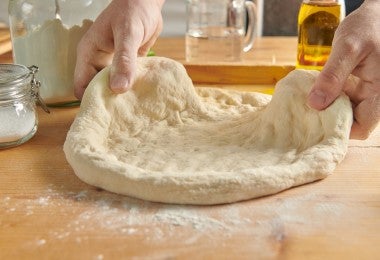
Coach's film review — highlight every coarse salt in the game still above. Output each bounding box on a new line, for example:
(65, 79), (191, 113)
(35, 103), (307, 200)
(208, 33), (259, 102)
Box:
(0, 105), (36, 143)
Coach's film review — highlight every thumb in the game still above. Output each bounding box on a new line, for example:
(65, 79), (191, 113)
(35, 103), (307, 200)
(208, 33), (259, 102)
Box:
(109, 29), (142, 93)
(307, 69), (345, 110)
(307, 39), (359, 110)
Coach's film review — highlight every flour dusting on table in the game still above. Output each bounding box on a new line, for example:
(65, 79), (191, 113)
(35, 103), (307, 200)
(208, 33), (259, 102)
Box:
(1, 184), (353, 258)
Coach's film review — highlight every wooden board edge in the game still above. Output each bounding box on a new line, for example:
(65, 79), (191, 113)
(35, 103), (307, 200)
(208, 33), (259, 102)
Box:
(0, 41), (12, 56)
(0, 28), (11, 42)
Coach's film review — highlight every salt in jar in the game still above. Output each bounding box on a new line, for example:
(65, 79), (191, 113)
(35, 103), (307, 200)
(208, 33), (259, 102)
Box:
(0, 64), (48, 148)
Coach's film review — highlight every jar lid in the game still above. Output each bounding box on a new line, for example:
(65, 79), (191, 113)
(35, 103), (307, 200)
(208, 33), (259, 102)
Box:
(0, 64), (30, 86)
(0, 64), (50, 113)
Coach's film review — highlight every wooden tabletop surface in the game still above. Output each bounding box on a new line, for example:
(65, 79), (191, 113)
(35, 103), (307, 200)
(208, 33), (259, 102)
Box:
(1, 36), (380, 260)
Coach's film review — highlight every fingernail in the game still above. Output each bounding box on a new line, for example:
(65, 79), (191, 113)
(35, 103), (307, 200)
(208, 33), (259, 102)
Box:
(110, 74), (129, 93)
(308, 89), (327, 109)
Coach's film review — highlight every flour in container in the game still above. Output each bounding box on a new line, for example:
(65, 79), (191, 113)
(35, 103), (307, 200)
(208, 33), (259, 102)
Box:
(12, 19), (92, 104)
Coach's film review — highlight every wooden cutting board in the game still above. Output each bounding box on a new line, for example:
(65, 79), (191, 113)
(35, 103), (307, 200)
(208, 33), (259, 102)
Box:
(0, 28), (12, 56)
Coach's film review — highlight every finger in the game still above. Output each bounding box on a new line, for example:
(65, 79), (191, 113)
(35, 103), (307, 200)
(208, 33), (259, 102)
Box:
(74, 38), (99, 99)
(110, 25), (143, 93)
(138, 19), (163, 56)
(308, 37), (361, 110)
(138, 33), (158, 57)
(74, 48), (113, 99)
(350, 94), (380, 140)
(74, 62), (98, 100)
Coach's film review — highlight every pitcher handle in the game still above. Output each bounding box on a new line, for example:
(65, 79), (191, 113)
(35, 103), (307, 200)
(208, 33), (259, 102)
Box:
(244, 0), (257, 52)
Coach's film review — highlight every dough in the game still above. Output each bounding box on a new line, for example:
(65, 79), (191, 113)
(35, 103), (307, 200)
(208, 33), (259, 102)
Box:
(64, 57), (352, 205)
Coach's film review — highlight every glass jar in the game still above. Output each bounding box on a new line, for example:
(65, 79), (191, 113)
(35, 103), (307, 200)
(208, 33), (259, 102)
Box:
(0, 64), (48, 148)
(296, 0), (345, 70)
(8, 0), (111, 105)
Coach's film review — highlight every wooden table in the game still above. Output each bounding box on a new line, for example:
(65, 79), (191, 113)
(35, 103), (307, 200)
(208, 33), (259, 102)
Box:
(1, 37), (380, 260)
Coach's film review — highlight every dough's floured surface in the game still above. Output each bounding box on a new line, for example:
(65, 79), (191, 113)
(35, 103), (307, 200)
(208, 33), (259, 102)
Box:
(64, 57), (352, 205)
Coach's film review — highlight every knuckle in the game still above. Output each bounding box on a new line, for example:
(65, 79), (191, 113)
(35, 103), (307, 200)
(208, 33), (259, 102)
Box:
(320, 70), (342, 87)
(339, 38), (361, 55)
(112, 53), (135, 74)
(114, 53), (133, 66)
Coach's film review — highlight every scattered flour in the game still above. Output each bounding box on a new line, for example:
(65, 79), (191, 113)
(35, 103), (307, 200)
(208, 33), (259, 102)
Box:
(36, 239), (46, 246)
(0, 184), (352, 257)
(154, 207), (230, 230)
(96, 255), (104, 260)
(37, 196), (50, 206)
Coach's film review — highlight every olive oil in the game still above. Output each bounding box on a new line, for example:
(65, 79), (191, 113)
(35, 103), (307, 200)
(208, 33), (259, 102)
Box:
(297, 1), (341, 70)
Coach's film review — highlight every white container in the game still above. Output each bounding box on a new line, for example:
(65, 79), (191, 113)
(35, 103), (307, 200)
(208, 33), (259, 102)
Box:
(8, 0), (111, 105)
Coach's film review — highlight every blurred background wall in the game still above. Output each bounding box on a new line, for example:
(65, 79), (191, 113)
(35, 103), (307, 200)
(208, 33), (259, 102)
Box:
(0, 0), (365, 35)
(161, 0), (364, 37)
(0, 1), (8, 26)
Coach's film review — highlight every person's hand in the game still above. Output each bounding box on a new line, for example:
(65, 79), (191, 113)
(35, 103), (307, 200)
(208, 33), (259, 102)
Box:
(74, 0), (165, 99)
(307, 0), (380, 139)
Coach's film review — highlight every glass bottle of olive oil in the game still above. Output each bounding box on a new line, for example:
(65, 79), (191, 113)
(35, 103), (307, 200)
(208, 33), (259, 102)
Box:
(296, 0), (342, 70)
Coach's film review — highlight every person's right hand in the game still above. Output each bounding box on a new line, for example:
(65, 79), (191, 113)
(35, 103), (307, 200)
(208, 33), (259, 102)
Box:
(74, 0), (165, 99)
(307, 0), (380, 139)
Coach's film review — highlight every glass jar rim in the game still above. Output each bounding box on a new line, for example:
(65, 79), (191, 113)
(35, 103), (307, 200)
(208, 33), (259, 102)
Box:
(0, 64), (50, 113)
(0, 64), (31, 86)
(0, 64), (32, 103)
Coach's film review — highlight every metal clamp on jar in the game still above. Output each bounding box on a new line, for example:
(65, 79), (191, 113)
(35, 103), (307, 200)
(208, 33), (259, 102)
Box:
(0, 64), (49, 149)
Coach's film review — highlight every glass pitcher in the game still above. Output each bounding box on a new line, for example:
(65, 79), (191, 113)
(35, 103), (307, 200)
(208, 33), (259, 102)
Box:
(185, 0), (258, 62)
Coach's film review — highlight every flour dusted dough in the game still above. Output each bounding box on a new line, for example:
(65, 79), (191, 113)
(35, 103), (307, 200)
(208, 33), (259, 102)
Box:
(64, 57), (352, 205)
